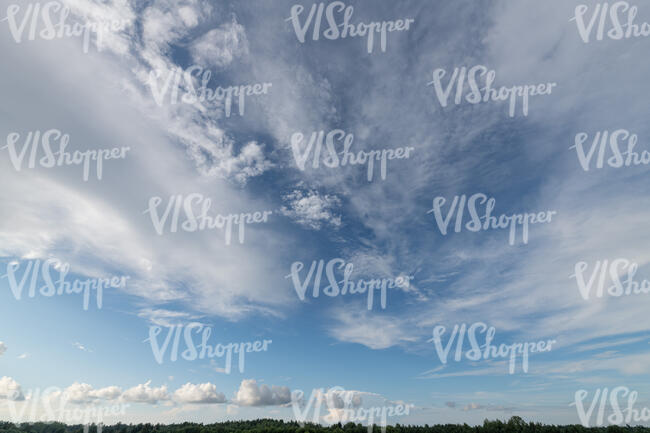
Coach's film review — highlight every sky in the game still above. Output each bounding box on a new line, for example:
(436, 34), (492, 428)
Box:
(1, 0), (650, 428)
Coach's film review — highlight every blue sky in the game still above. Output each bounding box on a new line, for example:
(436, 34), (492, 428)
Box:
(1, 0), (650, 427)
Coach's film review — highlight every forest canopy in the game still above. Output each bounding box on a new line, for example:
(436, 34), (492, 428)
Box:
(0, 417), (648, 433)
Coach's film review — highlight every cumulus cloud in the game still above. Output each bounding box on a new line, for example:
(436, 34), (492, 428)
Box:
(0, 376), (24, 401)
(325, 389), (363, 409)
(0, 379), (234, 408)
(233, 379), (291, 406)
(61, 383), (123, 403)
(173, 382), (226, 404)
(93, 386), (123, 401)
(122, 381), (170, 404)
(60, 383), (96, 403)
(280, 189), (342, 230)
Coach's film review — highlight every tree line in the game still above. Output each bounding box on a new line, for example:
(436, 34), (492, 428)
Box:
(1, 417), (648, 433)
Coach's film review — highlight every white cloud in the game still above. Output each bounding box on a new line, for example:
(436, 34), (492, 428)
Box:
(0, 376), (24, 401)
(293, 388), (391, 425)
(321, 391), (364, 424)
(73, 342), (93, 353)
(141, 6), (187, 50)
(122, 3), (271, 186)
(55, 0), (134, 56)
(233, 379), (291, 406)
(543, 352), (650, 377)
(0, 26), (293, 322)
(93, 386), (123, 401)
(280, 189), (342, 230)
(63, 382), (123, 403)
(420, 348), (650, 381)
(178, 6), (200, 28)
(190, 18), (249, 68)
(573, 336), (650, 353)
(122, 381), (170, 404)
(325, 390), (363, 409)
(193, 141), (273, 184)
(329, 308), (417, 350)
(137, 308), (201, 327)
(173, 382), (226, 404)
(462, 402), (514, 412)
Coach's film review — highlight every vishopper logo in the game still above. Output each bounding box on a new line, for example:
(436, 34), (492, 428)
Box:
(1, 258), (129, 310)
(428, 65), (557, 117)
(287, 258), (414, 310)
(571, 130), (650, 171)
(6, 387), (129, 433)
(427, 193), (557, 246)
(0, 1), (128, 53)
(428, 322), (557, 374)
(147, 65), (272, 117)
(286, 1), (415, 54)
(290, 130), (415, 182)
(572, 387), (650, 427)
(571, 2), (650, 43)
(145, 323), (272, 374)
(571, 259), (650, 300)
(291, 386), (413, 433)
(2, 130), (130, 181)
(143, 194), (272, 245)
